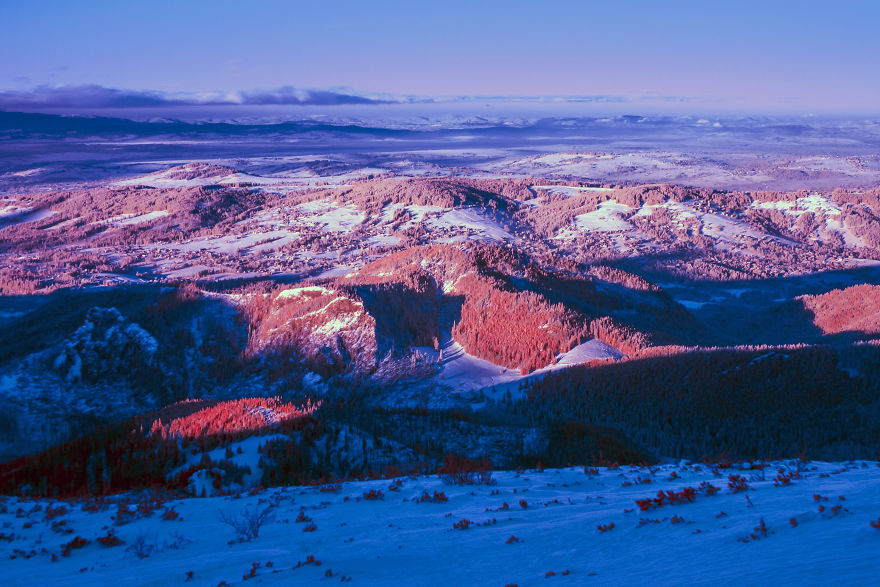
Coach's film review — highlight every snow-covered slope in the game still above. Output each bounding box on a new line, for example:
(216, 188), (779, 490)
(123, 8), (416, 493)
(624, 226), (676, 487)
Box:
(436, 336), (622, 396)
(2, 460), (878, 586)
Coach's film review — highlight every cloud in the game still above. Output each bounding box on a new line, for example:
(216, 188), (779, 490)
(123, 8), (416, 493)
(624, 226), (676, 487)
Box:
(0, 85), (189, 108)
(551, 95), (629, 104)
(0, 85), (721, 112)
(638, 95), (694, 103)
(237, 86), (393, 105)
(0, 84), (396, 109)
(427, 94), (629, 104)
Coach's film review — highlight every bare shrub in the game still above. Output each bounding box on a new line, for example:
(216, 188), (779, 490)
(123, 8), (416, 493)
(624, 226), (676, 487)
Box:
(218, 506), (275, 542)
(126, 533), (158, 559)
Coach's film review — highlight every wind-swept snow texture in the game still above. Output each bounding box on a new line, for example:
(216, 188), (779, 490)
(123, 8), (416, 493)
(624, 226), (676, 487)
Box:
(3, 460), (877, 586)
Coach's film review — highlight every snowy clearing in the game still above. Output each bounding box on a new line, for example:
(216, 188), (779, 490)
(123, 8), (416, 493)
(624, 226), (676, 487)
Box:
(298, 203), (365, 233)
(436, 337), (622, 396)
(0, 207), (56, 227)
(428, 208), (513, 241)
(752, 195), (843, 216)
(533, 185), (614, 197)
(147, 229), (300, 255)
(574, 200), (633, 232)
(103, 211), (170, 226)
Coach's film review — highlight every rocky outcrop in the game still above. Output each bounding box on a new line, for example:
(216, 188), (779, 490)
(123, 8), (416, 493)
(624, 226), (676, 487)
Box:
(52, 307), (158, 383)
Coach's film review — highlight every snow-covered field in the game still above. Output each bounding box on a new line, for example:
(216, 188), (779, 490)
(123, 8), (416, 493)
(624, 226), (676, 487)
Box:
(573, 200), (633, 232)
(552, 197), (813, 251)
(103, 211), (170, 226)
(111, 164), (378, 191)
(2, 460), (878, 586)
(0, 206), (56, 227)
(428, 208), (513, 242)
(298, 204), (365, 233)
(532, 185), (614, 197)
(752, 194), (866, 247)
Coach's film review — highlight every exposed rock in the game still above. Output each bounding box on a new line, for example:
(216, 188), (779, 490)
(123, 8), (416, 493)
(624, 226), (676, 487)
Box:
(52, 307), (158, 383)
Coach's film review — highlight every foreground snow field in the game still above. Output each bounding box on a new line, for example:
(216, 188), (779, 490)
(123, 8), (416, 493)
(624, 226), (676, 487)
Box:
(2, 461), (878, 586)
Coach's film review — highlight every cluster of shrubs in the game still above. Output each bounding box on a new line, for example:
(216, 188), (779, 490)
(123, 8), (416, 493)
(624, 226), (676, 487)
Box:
(437, 454), (494, 486)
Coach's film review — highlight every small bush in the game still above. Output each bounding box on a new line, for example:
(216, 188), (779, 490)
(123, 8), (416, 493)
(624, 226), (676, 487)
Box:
(61, 536), (89, 557)
(98, 530), (124, 547)
(728, 475), (749, 493)
(126, 534), (158, 559)
(219, 506), (275, 542)
(416, 491), (449, 504)
(243, 562), (260, 580)
(115, 503), (137, 525)
(635, 486), (703, 511)
(438, 454), (494, 486)
(362, 489), (384, 501)
(45, 505), (69, 520)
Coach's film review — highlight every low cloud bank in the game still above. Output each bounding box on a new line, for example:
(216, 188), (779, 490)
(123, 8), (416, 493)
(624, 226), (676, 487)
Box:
(0, 84), (397, 109)
(0, 85), (729, 113)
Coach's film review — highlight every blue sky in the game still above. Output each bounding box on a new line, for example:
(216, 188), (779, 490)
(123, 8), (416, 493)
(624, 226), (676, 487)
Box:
(2, 0), (879, 113)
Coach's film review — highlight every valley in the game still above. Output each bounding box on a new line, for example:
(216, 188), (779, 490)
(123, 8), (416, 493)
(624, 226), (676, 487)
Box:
(1, 112), (879, 587)
(1, 151), (879, 491)
(5, 2), (880, 583)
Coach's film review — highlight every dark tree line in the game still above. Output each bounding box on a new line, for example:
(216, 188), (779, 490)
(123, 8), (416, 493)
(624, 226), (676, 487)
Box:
(511, 344), (880, 461)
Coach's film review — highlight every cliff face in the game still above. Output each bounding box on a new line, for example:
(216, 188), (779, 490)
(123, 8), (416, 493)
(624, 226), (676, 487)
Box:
(249, 286), (379, 375)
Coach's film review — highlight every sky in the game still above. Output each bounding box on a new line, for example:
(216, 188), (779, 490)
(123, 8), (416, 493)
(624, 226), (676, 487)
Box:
(2, 0), (879, 114)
